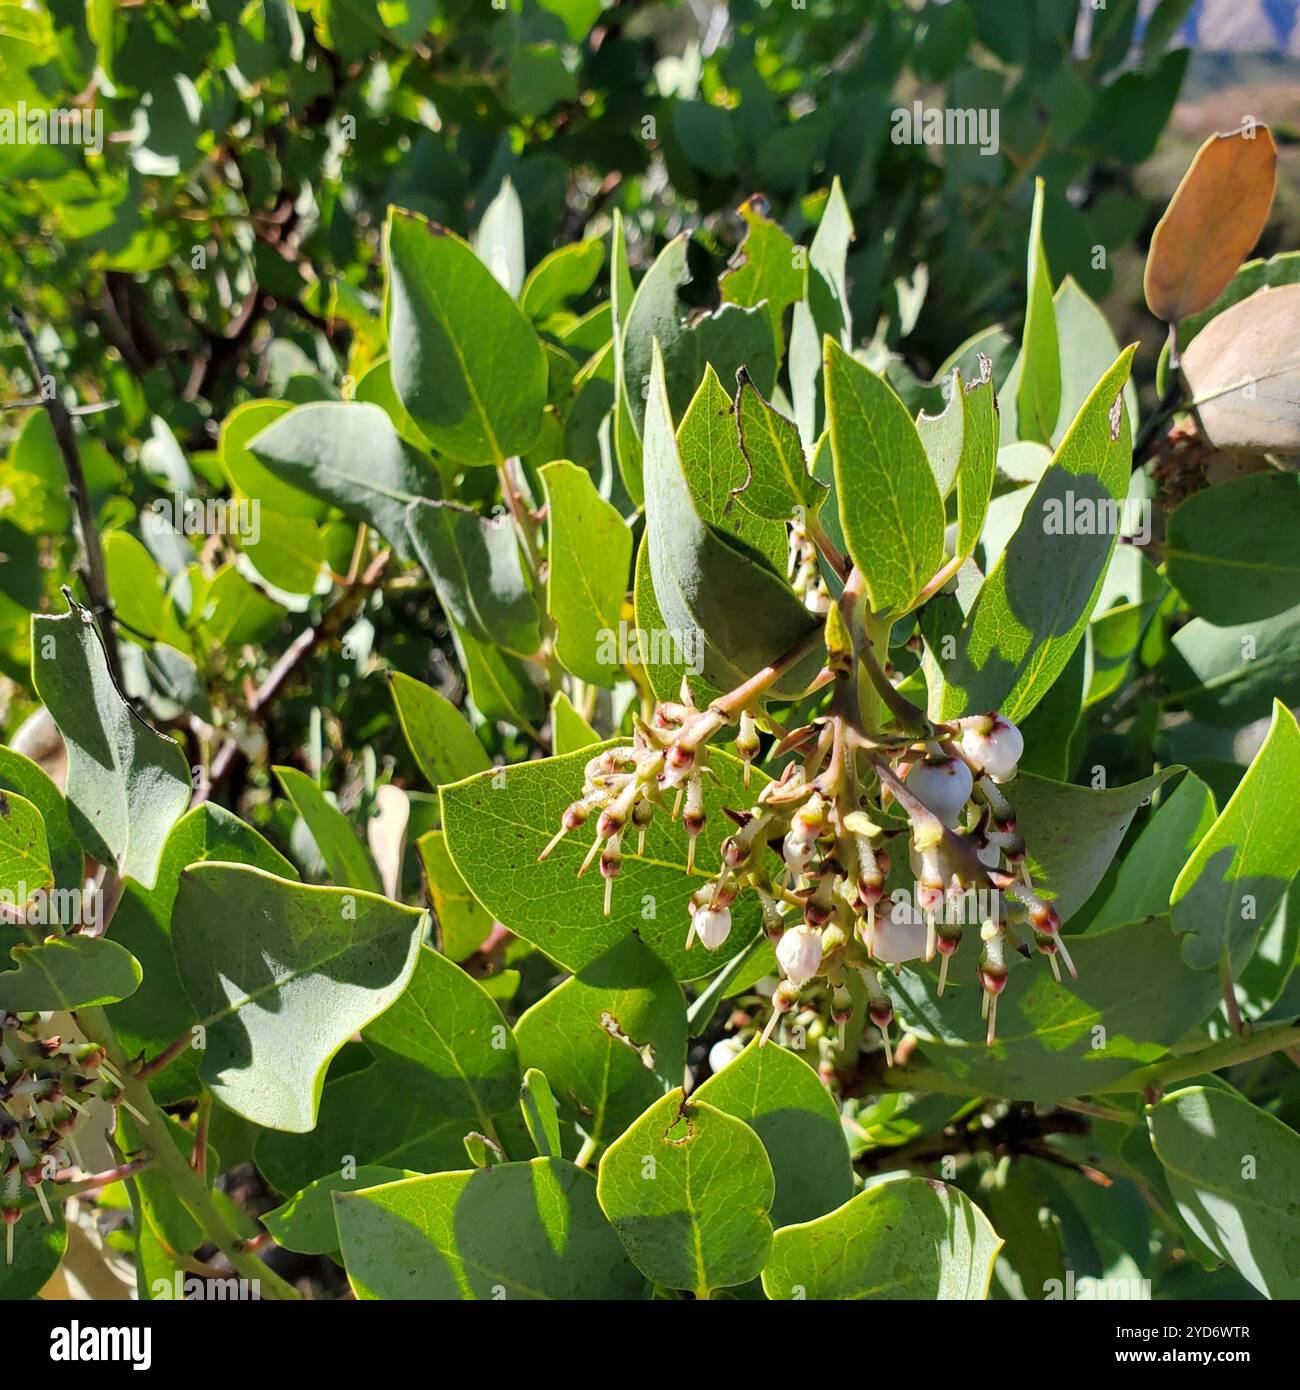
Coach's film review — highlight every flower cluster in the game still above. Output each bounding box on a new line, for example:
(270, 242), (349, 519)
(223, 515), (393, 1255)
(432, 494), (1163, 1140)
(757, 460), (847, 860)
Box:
(0, 1011), (134, 1265)
(543, 688), (1072, 1059)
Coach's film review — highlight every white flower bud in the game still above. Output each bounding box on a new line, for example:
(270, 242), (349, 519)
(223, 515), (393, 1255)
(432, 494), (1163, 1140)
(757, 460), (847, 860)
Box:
(775, 923), (823, 986)
(693, 904), (732, 950)
(707, 1036), (745, 1075)
(960, 715), (1023, 783)
(873, 897), (929, 964)
(906, 757), (973, 828)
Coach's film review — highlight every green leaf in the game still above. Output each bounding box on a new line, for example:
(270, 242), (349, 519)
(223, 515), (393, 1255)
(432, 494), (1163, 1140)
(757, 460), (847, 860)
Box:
(919, 364), (1000, 562)
(1053, 276), (1138, 448)
(1088, 773), (1216, 934)
(1014, 639), (1086, 780)
(1171, 701), (1300, 973)
(195, 565), (284, 647)
(275, 765), (382, 893)
(693, 1039), (853, 1226)
(173, 864), (426, 1131)
(0, 749), (80, 893)
(596, 1087), (774, 1294)
(521, 238), (604, 322)
(1086, 599), (1145, 706)
(2, 410), (69, 534)
(32, 593), (191, 890)
(389, 671), (490, 790)
(892, 916), (1221, 1103)
(824, 339), (946, 616)
(622, 235), (776, 443)
(405, 500), (542, 658)
(632, 536), (723, 706)
(242, 507), (326, 596)
(1007, 179), (1061, 446)
(415, 829), (493, 960)
(935, 345), (1137, 721)
(335, 1158), (646, 1299)
(385, 207), (547, 466)
(514, 936), (686, 1156)
(519, 1067), (562, 1159)
(643, 340), (822, 696)
(1165, 472), (1300, 626)
(248, 400), (438, 559)
(0, 788), (51, 902)
(539, 460), (632, 687)
(0, 935), (141, 1010)
(1010, 767), (1180, 922)
(264, 1166), (413, 1256)
(472, 176), (525, 299)
(440, 740), (767, 980)
(790, 177), (854, 446)
(218, 400), (322, 519)
(733, 371), (827, 522)
(1149, 1085), (1300, 1298)
(104, 530), (189, 650)
(0, 1188), (66, 1300)
(550, 691), (600, 754)
(450, 619), (544, 730)
(255, 945), (519, 1191)
(1163, 604), (1300, 729)
(720, 195), (806, 358)
(609, 208), (643, 503)
(761, 1177), (1002, 1300)
(677, 365), (787, 574)
(108, 803), (297, 1105)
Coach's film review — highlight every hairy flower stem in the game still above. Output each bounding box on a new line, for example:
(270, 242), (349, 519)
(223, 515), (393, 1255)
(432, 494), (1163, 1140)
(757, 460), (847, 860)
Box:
(74, 1005), (301, 1300)
(676, 623), (830, 754)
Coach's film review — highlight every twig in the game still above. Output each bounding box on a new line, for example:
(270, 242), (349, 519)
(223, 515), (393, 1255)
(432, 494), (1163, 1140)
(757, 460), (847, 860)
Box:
(53, 1155), (154, 1199)
(192, 1093), (213, 1179)
(201, 548), (392, 799)
(1132, 335), (1184, 471)
(134, 1026), (197, 1081)
(7, 308), (123, 685)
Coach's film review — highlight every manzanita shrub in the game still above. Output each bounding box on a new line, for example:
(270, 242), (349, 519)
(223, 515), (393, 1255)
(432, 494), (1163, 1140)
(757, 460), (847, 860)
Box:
(1, 106), (1299, 1305)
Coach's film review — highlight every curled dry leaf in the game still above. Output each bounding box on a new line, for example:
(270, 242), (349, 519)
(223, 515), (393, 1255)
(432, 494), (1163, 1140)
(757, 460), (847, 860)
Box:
(1181, 283), (1300, 453)
(1144, 124), (1277, 324)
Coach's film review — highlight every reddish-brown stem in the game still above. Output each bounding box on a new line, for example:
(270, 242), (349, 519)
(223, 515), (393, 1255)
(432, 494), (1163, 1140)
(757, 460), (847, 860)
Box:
(202, 548), (392, 798)
(9, 308), (123, 685)
(134, 1028), (196, 1082)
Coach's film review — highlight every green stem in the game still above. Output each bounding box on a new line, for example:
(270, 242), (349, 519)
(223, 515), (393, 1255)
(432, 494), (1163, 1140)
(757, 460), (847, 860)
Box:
(847, 586), (928, 738)
(75, 1006), (301, 1300)
(1100, 1015), (1300, 1095)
